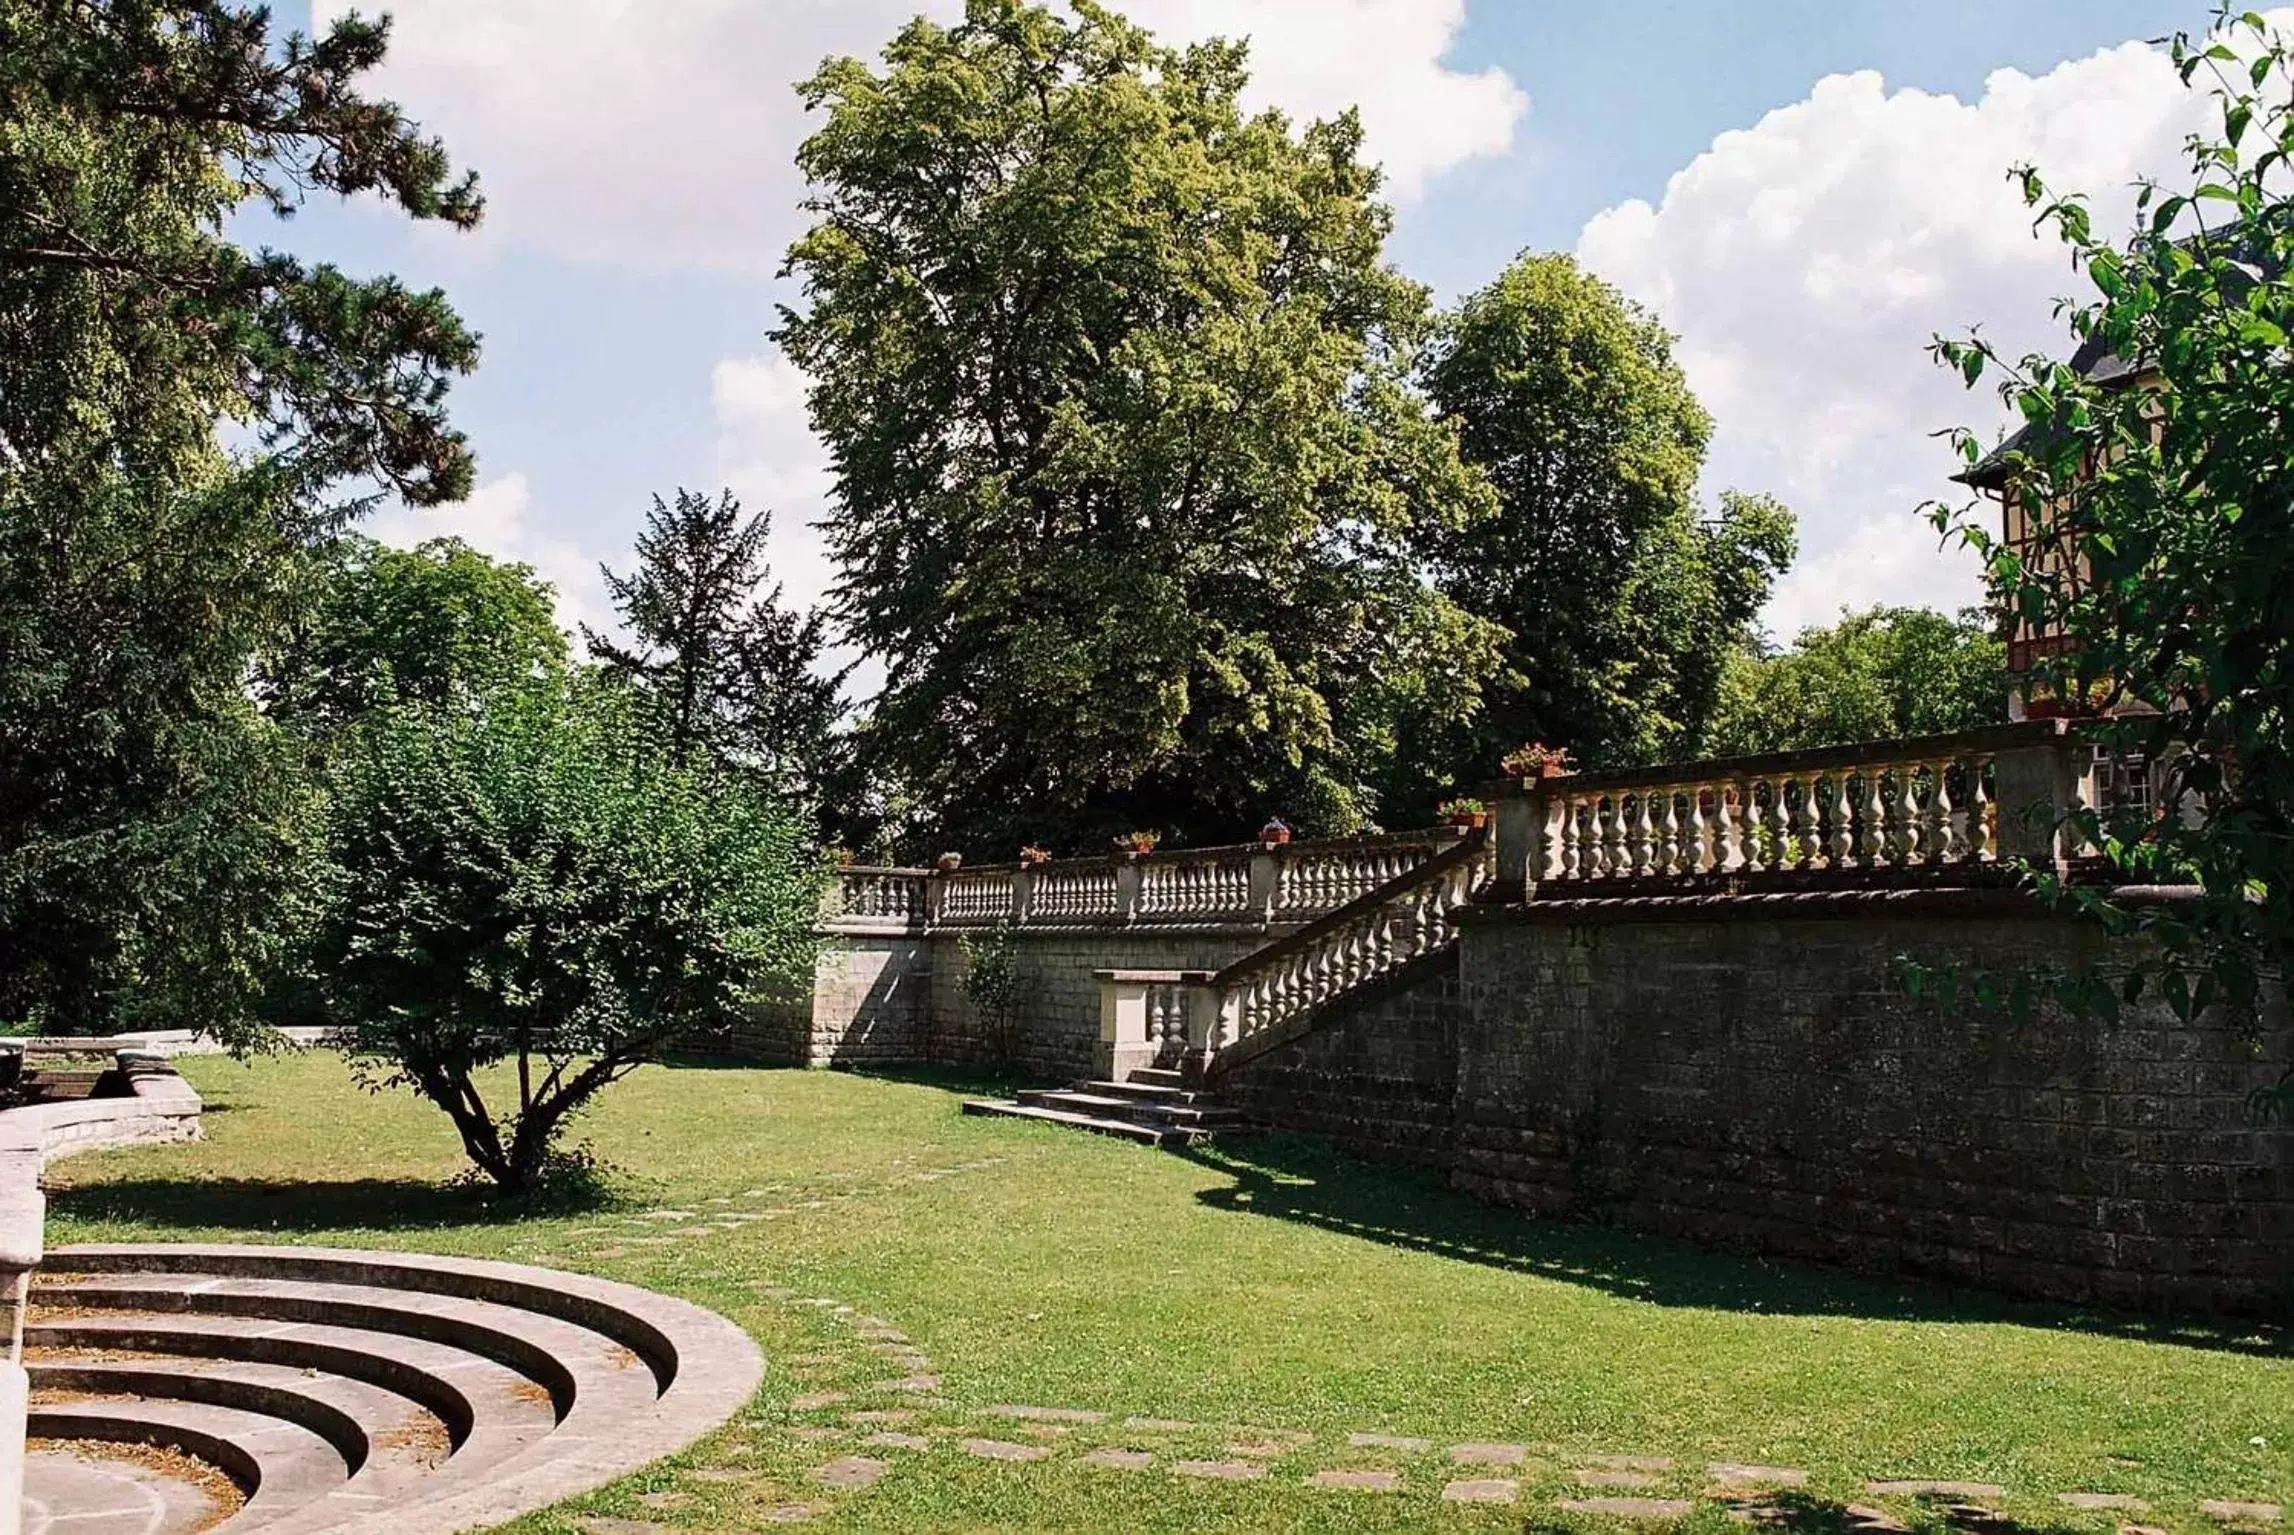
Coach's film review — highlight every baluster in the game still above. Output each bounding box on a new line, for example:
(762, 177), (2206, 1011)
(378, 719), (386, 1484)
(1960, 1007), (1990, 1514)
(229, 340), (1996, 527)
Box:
(1925, 757), (1954, 864)
(1680, 785), (1707, 873)
(1712, 782), (1739, 871)
(1852, 770), (1883, 865)
(1656, 791), (1681, 876)
(1600, 796), (1626, 879)
(1753, 779), (1782, 872)
(1620, 794), (1647, 875)
(1963, 755), (1995, 863)
(1888, 766), (1919, 864)
(1556, 796), (1581, 881)
(1791, 775), (1820, 867)
(1728, 780), (1757, 871)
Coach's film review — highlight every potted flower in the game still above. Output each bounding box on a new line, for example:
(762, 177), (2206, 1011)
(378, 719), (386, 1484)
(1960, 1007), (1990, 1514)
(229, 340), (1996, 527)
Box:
(1112, 829), (1162, 859)
(1501, 741), (1577, 781)
(830, 846), (858, 870)
(1257, 818), (1294, 847)
(1018, 844), (1052, 867)
(1438, 796), (1488, 831)
(935, 851), (964, 872)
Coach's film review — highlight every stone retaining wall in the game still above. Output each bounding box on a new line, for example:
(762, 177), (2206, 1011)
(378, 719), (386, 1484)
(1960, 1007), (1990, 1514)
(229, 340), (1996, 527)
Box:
(737, 927), (1270, 1076)
(1223, 892), (2294, 1317)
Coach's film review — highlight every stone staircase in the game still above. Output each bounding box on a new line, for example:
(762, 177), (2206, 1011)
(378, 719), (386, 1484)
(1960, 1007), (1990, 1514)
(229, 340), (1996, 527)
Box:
(962, 1067), (1248, 1148)
(19, 1243), (761, 1534)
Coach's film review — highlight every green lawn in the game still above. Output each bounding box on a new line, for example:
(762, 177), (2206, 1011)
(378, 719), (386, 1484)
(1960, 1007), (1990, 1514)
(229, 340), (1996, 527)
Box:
(40, 1051), (2294, 1534)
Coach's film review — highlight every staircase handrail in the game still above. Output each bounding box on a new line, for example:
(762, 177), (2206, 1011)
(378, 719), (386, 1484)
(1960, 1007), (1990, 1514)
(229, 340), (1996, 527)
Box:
(1205, 829), (1491, 1075)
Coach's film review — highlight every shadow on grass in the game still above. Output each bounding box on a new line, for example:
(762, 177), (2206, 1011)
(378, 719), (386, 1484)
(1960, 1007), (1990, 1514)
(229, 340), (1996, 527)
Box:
(46, 1174), (622, 1235)
(654, 1054), (1024, 1099)
(1182, 1134), (2293, 1359)
(1531, 1493), (2079, 1535)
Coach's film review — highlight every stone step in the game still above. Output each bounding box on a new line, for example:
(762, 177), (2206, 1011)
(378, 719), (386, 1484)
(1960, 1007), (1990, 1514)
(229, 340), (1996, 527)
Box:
(960, 1099), (1210, 1147)
(1127, 1067), (1187, 1089)
(33, 1272), (658, 1431)
(29, 1393), (351, 1532)
(1016, 1089), (1244, 1127)
(1071, 1078), (1210, 1105)
(30, 1242), (764, 1535)
(27, 1310), (561, 1451)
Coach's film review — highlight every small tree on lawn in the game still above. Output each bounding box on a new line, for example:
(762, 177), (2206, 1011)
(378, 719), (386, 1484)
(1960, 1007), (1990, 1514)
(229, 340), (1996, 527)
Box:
(1929, 6), (2294, 1113)
(310, 675), (821, 1191)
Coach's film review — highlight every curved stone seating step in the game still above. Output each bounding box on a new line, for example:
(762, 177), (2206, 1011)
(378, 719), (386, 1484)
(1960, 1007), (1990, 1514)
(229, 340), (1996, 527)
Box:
(27, 1311), (561, 1452)
(24, 1443), (229, 1535)
(34, 1272), (659, 1427)
(30, 1394), (352, 1531)
(23, 1244), (764, 1535)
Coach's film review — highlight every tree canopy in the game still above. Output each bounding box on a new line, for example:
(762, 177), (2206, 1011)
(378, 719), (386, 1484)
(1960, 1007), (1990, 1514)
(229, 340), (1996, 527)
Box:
(777, 0), (1503, 852)
(263, 535), (566, 738)
(586, 489), (849, 820)
(1708, 606), (2005, 758)
(0, 1), (480, 1034)
(310, 676), (821, 1191)
(1411, 253), (1796, 798)
(1931, 5), (2294, 1092)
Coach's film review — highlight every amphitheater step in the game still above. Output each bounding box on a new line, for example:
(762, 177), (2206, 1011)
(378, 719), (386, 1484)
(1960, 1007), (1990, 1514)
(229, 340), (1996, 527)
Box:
(25, 1243), (762, 1535)
(30, 1394), (353, 1531)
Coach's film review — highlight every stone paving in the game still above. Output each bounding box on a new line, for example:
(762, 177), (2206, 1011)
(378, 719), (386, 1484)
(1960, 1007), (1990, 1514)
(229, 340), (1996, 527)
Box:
(562, 1258), (2290, 1532)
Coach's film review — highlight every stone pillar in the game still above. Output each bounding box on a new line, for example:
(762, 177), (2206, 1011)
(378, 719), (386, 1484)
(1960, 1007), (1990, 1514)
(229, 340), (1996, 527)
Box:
(1113, 857), (1143, 924)
(1094, 971), (1158, 1081)
(1246, 848), (1282, 926)
(0, 1158), (40, 1535)
(1491, 788), (1538, 902)
(1993, 723), (2079, 875)
(1010, 867), (1036, 927)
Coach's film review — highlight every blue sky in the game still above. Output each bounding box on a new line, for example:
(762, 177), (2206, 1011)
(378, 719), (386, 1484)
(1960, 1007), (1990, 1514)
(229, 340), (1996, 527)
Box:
(270, 1), (2228, 657)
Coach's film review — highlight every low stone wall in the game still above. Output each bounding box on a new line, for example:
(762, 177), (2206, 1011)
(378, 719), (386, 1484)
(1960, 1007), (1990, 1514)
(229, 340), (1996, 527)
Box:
(1223, 890), (2294, 1317)
(739, 927), (1272, 1077)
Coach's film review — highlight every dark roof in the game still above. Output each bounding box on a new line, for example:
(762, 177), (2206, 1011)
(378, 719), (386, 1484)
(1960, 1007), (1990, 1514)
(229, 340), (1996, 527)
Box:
(1956, 331), (2144, 491)
(1956, 235), (2266, 491)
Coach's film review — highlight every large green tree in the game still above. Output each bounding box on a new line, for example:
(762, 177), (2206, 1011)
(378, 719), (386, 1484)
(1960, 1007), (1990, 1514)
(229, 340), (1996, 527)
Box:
(1707, 606), (2006, 758)
(1412, 253), (1797, 794)
(777, 0), (1502, 851)
(0, 2), (480, 1033)
(263, 535), (566, 739)
(1930, 6), (2292, 1106)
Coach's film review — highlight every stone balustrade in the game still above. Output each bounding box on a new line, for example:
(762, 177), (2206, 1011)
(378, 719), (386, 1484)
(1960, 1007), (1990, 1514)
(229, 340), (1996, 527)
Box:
(826, 831), (1464, 937)
(1491, 720), (2088, 899)
(1086, 833), (1495, 1082)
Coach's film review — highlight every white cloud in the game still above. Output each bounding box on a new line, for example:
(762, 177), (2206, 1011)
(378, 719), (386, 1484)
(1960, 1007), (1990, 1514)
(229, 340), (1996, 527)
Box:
(1574, 38), (2221, 638)
(371, 473), (612, 639)
(316, 0), (1524, 272)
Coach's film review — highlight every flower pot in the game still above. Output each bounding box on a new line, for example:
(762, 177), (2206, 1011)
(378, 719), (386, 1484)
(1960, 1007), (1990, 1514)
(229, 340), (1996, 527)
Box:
(1446, 811), (1488, 831)
(1258, 823), (1293, 846)
(935, 853), (963, 872)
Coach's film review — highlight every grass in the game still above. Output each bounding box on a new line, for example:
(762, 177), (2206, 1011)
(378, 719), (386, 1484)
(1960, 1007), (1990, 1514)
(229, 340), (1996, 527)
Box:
(40, 1050), (2294, 1534)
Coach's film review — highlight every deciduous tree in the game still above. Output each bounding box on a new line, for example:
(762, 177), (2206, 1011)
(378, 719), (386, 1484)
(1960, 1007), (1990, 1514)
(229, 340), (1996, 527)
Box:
(1411, 254), (1796, 798)
(0, 2), (481, 1034)
(310, 677), (821, 1192)
(777, 0), (1501, 850)
(1708, 606), (2005, 757)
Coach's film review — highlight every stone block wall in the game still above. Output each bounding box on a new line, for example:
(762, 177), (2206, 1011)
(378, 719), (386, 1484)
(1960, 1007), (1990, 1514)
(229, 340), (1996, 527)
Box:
(927, 929), (1265, 1081)
(1218, 892), (2294, 1317)
(1216, 950), (1462, 1170)
(735, 927), (1265, 1077)
(1450, 899), (2294, 1315)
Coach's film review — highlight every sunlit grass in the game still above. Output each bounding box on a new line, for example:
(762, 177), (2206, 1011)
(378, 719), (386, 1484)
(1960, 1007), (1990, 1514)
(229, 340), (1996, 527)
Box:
(41, 1051), (2294, 1534)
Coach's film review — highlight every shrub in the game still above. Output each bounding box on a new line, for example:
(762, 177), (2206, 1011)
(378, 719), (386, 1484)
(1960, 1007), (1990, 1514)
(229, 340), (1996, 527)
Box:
(309, 675), (820, 1191)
